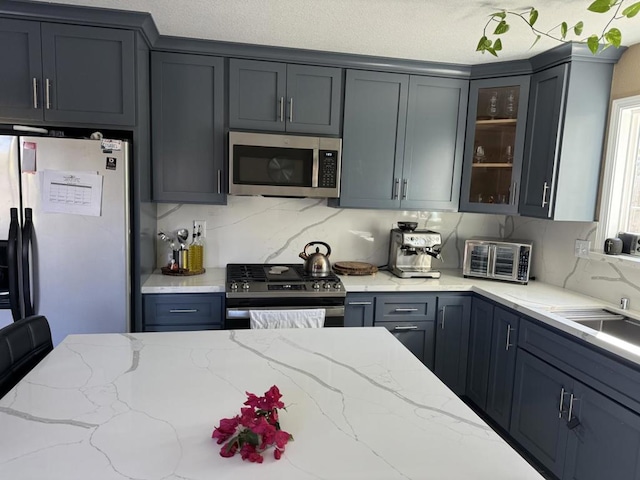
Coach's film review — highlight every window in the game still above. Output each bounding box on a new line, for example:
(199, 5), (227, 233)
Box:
(595, 95), (640, 254)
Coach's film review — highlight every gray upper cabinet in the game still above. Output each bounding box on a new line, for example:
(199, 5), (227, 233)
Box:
(0, 19), (135, 126)
(459, 76), (530, 214)
(0, 19), (42, 122)
(519, 59), (614, 220)
(338, 69), (468, 210)
(229, 59), (342, 135)
(151, 52), (226, 204)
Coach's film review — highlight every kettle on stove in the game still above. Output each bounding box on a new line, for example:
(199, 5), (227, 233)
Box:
(299, 241), (332, 277)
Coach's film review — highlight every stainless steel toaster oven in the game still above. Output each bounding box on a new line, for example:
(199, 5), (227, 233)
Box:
(463, 238), (532, 284)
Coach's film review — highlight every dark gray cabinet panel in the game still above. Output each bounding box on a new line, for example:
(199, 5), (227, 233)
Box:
(151, 52), (225, 204)
(520, 59), (614, 221)
(378, 321), (436, 370)
(375, 294), (437, 322)
(344, 294), (374, 327)
(434, 295), (471, 395)
(0, 20), (135, 126)
(339, 70), (468, 210)
(563, 382), (640, 480)
(228, 59), (342, 135)
(465, 297), (494, 409)
(510, 350), (570, 478)
(485, 307), (518, 431)
(401, 76), (468, 210)
(0, 18), (42, 122)
(143, 293), (224, 331)
(339, 70), (408, 209)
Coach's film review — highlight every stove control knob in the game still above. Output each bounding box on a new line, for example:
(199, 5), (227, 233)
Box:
(333, 283), (341, 289)
(323, 282), (332, 289)
(242, 282), (250, 290)
(230, 281), (238, 290)
(312, 282), (320, 289)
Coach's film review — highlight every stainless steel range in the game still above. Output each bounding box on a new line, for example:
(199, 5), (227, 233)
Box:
(225, 263), (346, 329)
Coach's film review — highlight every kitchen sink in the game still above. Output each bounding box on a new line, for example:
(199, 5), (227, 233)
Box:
(549, 307), (640, 346)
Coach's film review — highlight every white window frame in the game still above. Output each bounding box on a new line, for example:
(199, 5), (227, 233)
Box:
(595, 94), (640, 256)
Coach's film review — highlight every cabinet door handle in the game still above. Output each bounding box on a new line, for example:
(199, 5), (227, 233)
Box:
(394, 325), (418, 330)
(169, 309), (198, 313)
(32, 77), (38, 109)
(568, 393), (577, 420)
(440, 305), (447, 329)
(279, 96), (284, 122)
(289, 97), (293, 123)
(394, 308), (418, 312)
(217, 169), (222, 194)
(393, 178), (399, 200)
(558, 387), (567, 418)
(506, 325), (515, 351)
(348, 301), (372, 305)
(542, 181), (550, 208)
(402, 179), (408, 200)
(45, 78), (51, 109)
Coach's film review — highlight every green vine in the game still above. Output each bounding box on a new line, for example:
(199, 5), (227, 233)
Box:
(477, 0), (640, 56)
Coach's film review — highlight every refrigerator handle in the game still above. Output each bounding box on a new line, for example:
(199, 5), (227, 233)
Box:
(21, 208), (34, 318)
(8, 208), (22, 321)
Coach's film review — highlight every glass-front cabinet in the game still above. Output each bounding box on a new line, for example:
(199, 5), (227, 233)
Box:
(459, 76), (530, 214)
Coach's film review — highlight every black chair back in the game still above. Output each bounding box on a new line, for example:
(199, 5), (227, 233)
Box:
(0, 315), (53, 398)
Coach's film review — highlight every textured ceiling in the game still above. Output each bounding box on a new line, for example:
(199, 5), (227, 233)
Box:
(28, 0), (640, 64)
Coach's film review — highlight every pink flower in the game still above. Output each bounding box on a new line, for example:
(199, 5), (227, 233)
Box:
(274, 448), (282, 460)
(219, 440), (238, 458)
(212, 416), (239, 444)
(240, 443), (264, 463)
(274, 430), (291, 449)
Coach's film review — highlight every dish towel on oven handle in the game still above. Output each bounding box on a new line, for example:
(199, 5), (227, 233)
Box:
(249, 309), (326, 329)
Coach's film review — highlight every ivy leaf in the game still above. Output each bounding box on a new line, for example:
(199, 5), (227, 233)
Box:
(494, 20), (510, 35)
(529, 8), (539, 26)
(574, 21), (584, 36)
(588, 0), (613, 13)
(587, 34), (600, 53)
(622, 1), (640, 17)
(476, 36), (489, 52)
(486, 47), (498, 57)
(604, 27), (622, 47)
(494, 38), (503, 51)
(491, 11), (507, 19)
(530, 34), (542, 49)
(561, 22), (568, 39)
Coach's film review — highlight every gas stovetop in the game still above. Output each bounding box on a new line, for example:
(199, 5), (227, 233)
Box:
(226, 263), (345, 298)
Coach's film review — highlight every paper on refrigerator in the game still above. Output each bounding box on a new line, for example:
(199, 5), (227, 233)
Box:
(41, 169), (103, 216)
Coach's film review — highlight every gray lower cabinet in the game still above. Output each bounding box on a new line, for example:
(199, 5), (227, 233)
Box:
(143, 293), (224, 332)
(228, 59), (342, 135)
(465, 297), (494, 408)
(519, 59), (614, 220)
(373, 293), (437, 368)
(344, 294), (374, 327)
(337, 69), (468, 210)
(434, 295), (471, 395)
(151, 52), (225, 203)
(0, 19), (135, 126)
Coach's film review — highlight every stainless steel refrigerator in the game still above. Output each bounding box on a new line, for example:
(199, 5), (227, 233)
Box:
(0, 135), (130, 345)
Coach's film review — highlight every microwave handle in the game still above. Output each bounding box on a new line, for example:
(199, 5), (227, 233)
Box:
(312, 148), (319, 187)
(488, 244), (496, 277)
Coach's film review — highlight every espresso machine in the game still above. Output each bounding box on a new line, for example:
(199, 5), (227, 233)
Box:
(388, 223), (443, 278)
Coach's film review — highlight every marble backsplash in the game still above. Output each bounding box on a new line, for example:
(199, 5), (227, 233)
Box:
(156, 196), (640, 309)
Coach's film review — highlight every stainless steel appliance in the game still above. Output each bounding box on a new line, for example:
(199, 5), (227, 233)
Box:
(228, 131), (342, 198)
(225, 263), (345, 329)
(463, 238), (532, 284)
(0, 135), (130, 344)
(299, 241), (332, 277)
(388, 228), (443, 279)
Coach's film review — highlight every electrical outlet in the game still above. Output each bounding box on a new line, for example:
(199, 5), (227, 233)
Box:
(575, 239), (590, 258)
(193, 220), (206, 238)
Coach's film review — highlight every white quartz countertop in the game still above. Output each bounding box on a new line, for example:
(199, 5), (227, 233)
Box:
(142, 267), (640, 366)
(0, 328), (544, 479)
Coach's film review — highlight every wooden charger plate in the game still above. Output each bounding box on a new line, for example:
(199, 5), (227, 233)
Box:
(333, 261), (378, 276)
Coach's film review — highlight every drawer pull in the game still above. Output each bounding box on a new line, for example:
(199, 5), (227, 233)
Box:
(349, 301), (372, 305)
(394, 325), (418, 331)
(558, 387), (567, 418)
(169, 309), (198, 313)
(506, 325), (515, 351)
(394, 308), (418, 312)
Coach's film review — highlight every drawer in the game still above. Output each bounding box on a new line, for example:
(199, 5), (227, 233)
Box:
(375, 294), (436, 322)
(519, 317), (640, 414)
(143, 293), (224, 327)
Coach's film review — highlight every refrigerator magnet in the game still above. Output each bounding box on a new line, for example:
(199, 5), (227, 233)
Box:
(106, 157), (117, 170)
(101, 139), (122, 151)
(22, 141), (37, 173)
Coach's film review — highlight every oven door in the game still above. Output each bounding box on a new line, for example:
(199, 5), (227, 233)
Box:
(225, 299), (345, 329)
(491, 244), (519, 280)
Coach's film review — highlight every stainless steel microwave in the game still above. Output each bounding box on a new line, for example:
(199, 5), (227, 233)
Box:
(463, 238), (532, 284)
(228, 131), (342, 198)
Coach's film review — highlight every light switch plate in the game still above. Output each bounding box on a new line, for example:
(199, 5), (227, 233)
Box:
(575, 239), (590, 258)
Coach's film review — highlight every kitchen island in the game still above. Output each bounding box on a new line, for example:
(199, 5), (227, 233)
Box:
(0, 328), (544, 479)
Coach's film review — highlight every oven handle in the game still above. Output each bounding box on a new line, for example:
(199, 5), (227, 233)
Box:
(226, 306), (345, 319)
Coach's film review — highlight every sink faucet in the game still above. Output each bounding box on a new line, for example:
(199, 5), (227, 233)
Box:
(621, 297), (630, 310)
